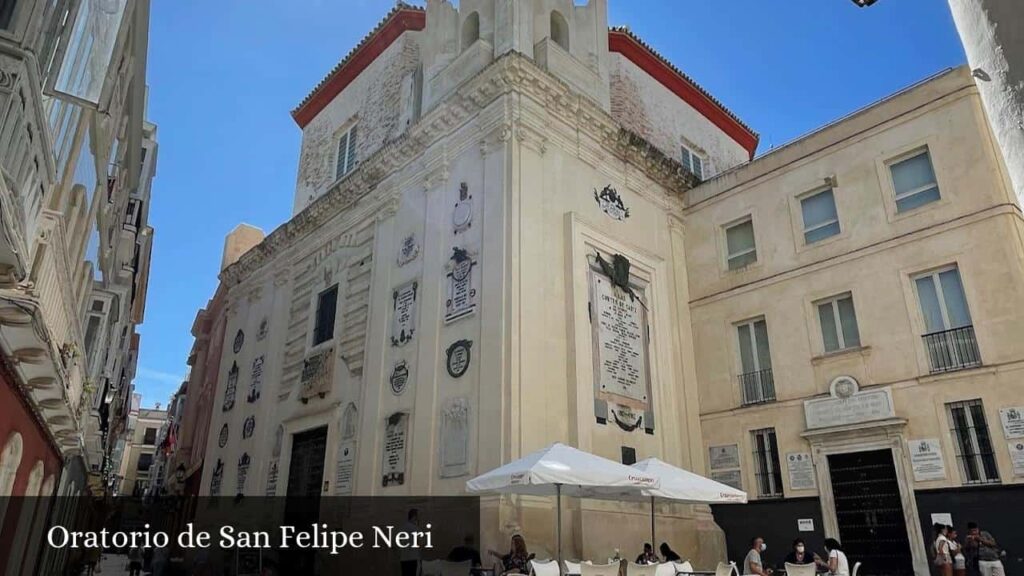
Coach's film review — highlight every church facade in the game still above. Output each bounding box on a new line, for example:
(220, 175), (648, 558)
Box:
(192, 0), (755, 564)
(174, 0), (1024, 571)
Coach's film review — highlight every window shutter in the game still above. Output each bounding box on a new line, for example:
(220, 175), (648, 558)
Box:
(345, 126), (358, 172)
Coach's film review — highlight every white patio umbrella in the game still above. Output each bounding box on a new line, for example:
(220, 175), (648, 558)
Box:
(466, 443), (659, 564)
(631, 458), (747, 552)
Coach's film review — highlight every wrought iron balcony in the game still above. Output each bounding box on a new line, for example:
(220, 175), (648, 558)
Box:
(739, 368), (776, 406)
(922, 325), (981, 374)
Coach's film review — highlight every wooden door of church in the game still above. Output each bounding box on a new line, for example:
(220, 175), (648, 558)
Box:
(828, 450), (914, 576)
(284, 426), (328, 574)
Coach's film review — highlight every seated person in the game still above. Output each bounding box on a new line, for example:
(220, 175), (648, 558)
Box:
(487, 534), (534, 575)
(784, 539), (815, 565)
(660, 542), (682, 563)
(448, 534), (482, 566)
(636, 542), (660, 565)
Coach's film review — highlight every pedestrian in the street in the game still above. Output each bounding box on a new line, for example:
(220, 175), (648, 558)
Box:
(948, 526), (966, 576)
(964, 522), (1005, 576)
(934, 523), (953, 576)
(127, 545), (144, 576)
(744, 537), (772, 576)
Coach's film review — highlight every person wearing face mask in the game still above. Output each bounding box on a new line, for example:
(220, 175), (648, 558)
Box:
(784, 539), (815, 565)
(813, 538), (850, 576)
(744, 537), (773, 576)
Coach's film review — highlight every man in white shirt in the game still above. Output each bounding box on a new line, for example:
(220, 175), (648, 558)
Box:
(744, 537), (772, 576)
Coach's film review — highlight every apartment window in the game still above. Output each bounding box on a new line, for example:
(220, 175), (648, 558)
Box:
(947, 400), (999, 485)
(737, 318), (774, 405)
(313, 285), (339, 346)
(136, 453), (153, 472)
(725, 219), (757, 270)
(816, 294), (860, 353)
(681, 145), (705, 180)
(890, 150), (940, 213)
(335, 125), (358, 179)
(143, 427), (157, 445)
(751, 428), (783, 498)
(800, 188), (840, 243)
(84, 314), (102, 361)
(915, 266), (980, 373)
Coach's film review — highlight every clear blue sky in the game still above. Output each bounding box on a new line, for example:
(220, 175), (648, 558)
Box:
(135, 0), (966, 407)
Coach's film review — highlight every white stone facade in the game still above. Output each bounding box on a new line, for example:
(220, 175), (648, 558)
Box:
(199, 0), (758, 564)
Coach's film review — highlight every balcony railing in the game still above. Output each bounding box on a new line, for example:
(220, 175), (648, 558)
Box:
(923, 325), (981, 374)
(739, 368), (776, 406)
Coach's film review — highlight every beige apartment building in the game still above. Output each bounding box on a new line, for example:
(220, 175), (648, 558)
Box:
(116, 394), (167, 497)
(689, 67), (1024, 574)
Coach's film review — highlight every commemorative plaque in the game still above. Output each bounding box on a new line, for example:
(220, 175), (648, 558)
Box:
(446, 340), (473, 378)
(391, 281), (418, 346)
(382, 412), (409, 487)
(445, 248), (477, 323)
(390, 360), (410, 395)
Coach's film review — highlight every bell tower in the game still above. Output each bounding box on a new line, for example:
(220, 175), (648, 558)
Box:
(422, 0), (611, 111)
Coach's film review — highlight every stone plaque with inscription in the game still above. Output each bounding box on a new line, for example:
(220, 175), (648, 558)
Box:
(591, 272), (649, 408)
(804, 380), (895, 430)
(445, 248), (477, 323)
(709, 445), (741, 471)
(335, 440), (356, 495)
(391, 281), (418, 346)
(908, 438), (946, 481)
(786, 452), (816, 490)
(1000, 407), (1024, 439)
(711, 469), (742, 491)
(382, 412), (409, 487)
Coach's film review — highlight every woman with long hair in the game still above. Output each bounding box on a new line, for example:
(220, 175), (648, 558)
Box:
(947, 526), (966, 576)
(487, 534), (534, 575)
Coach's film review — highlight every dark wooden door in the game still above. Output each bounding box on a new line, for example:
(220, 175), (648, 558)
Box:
(284, 426), (328, 574)
(287, 426), (328, 497)
(828, 449), (914, 576)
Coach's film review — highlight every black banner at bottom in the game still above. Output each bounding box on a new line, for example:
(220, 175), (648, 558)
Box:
(1, 496), (481, 576)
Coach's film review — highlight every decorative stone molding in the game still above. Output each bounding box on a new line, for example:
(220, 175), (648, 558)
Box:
(220, 52), (696, 289)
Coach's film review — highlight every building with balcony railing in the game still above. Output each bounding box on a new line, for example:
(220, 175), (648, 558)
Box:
(0, 1), (157, 573)
(688, 68), (1024, 572)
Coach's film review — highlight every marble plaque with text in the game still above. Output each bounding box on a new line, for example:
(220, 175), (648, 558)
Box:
(804, 387), (895, 430)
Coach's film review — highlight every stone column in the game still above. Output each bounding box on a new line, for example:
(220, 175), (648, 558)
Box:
(947, 0), (1024, 207)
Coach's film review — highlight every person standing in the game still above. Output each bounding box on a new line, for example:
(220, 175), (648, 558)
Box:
(948, 526), (967, 576)
(934, 524), (953, 576)
(744, 537), (772, 576)
(965, 522), (1004, 576)
(127, 545), (144, 576)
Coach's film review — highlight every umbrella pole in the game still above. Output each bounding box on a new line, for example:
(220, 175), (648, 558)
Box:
(556, 484), (563, 567)
(650, 496), (656, 554)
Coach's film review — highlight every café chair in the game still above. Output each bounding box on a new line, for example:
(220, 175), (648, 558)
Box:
(785, 563), (816, 576)
(627, 562), (659, 576)
(530, 559), (561, 576)
(564, 560), (583, 575)
(581, 562), (621, 576)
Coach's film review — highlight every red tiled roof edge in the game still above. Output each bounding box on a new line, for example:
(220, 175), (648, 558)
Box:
(608, 27), (759, 159)
(291, 3), (426, 128)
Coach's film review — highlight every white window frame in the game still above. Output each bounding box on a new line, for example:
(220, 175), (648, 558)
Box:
(815, 293), (860, 353)
(799, 187), (840, 244)
(335, 124), (358, 179)
(724, 217), (757, 270)
(913, 265), (971, 333)
(888, 148), (940, 213)
(681, 144), (706, 180)
(736, 317), (771, 375)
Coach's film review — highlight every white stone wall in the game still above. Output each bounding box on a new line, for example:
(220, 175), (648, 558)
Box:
(293, 33), (423, 214)
(609, 53), (749, 179)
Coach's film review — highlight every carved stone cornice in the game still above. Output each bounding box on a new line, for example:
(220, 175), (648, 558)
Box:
(220, 52), (695, 286)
